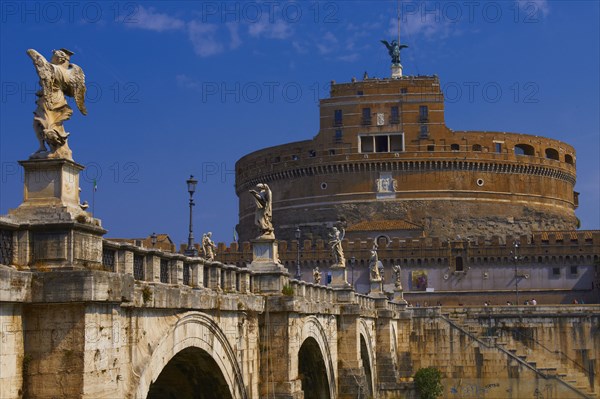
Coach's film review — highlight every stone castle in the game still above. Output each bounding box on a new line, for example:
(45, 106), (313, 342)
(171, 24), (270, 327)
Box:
(228, 71), (596, 305)
(235, 75), (578, 243)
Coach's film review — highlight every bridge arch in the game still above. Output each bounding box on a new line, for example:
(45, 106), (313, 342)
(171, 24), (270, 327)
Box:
(135, 312), (247, 399)
(297, 316), (337, 399)
(359, 319), (376, 396)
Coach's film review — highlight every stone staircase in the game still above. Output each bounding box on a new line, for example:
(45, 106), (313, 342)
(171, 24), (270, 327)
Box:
(444, 312), (597, 399)
(500, 340), (596, 398)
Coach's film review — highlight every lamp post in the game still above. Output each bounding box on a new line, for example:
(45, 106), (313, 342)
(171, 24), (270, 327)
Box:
(295, 227), (302, 279)
(185, 175), (198, 257)
(351, 256), (356, 289)
(511, 240), (520, 305)
(150, 232), (157, 248)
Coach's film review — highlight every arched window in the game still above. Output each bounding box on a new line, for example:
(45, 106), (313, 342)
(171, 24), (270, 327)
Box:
(565, 154), (574, 164)
(515, 144), (535, 156)
(472, 144), (482, 152)
(376, 235), (390, 247)
(545, 148), (559, 160)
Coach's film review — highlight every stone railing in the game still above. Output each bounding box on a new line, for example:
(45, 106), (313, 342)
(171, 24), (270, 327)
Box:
(102, 240), (253, 295)
(288, 279), (335, 303)
(355, 293), (377, 311)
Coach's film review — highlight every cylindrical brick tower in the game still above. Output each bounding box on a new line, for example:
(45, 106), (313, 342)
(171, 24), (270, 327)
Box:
(236, 76), (577, 242)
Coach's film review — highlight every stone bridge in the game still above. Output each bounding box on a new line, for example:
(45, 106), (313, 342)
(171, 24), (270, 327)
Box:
(1, 232), (599, 399)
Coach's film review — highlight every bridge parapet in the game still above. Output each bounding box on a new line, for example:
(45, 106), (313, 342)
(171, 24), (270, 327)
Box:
(356, 293), (377, 311)
(288, 279), (335, 304)
(102, 239), (256, 297)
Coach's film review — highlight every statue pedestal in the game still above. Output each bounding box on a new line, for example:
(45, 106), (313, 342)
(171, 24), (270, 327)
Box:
(392, 289), (408, 307)
(391, 64), (403, 78)
(369, 279), (385, 298)
(329, 264), (350, 289)
(249, 238), (289, 294)
(11, 158), (89, 220)
(5, 158), (106, 270)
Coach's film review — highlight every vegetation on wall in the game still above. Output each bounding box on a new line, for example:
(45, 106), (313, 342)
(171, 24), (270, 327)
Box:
(414, 367), (443, 399)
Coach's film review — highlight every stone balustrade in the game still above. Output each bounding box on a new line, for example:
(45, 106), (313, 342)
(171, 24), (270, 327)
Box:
(355, 293), (377, 310)
(101, 239), (254, 296)
(288, 279), (335, 303)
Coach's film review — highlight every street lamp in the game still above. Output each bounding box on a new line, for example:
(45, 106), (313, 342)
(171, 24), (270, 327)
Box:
(150, 232), (157, 248)
(295, 227), (302, 279)
(350, 256), (356, 289)
(511, 240), (520, 305)
(185, 175), (198, 257)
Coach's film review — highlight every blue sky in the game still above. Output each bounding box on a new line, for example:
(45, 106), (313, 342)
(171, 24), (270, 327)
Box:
(1, 0), (598, 246)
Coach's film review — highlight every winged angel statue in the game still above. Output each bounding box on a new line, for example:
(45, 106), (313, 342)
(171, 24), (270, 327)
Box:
(380, 40), (408, 65)
(27, 48), (87, 160)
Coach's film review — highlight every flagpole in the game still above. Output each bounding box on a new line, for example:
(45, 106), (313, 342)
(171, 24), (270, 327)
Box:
(398, 0), (401, 45)
(92, 179), (96, 217)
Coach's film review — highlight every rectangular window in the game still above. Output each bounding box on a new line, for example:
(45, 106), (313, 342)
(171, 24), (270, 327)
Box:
(329, 149), (336, 155)
(419, 125), (429, 138)
(362, 108), (371, 125)
(391, 106), (400, 124)
(570, 265), (578, 275)
(334, 109), (343, 126)
(495, 143), (502, 153)
(419, 105), (429, 122)
(334, 129), (342, 142)
(401, 88), (408, 94)
(360, 136), (374, 153)
(360, 134), (404, 153)
(427, 145), (435, 152)
(552, 267), (560, 276)
(375, 136), (388, 152)
(308, 150), (316, 157)
(390, 134), (404, 152)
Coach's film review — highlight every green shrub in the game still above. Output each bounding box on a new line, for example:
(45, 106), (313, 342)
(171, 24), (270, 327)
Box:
(282, 284), (294, 296)
(141, 286), (153, 303)
(414, 367), (443, 399)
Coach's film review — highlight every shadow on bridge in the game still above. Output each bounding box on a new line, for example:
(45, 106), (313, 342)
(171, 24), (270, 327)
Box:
(299, 337), (331, 399)
(147, 346), (233, 399)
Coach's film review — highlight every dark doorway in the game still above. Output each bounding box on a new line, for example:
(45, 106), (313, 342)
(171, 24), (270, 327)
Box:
(147, 347), (233, 399)
(298, 337), (331, 399)
(455, 256), (464, 272)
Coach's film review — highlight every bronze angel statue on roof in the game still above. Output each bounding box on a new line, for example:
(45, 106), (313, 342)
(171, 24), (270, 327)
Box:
(380, 40), (408, 65)
(27, 48), (87, 160)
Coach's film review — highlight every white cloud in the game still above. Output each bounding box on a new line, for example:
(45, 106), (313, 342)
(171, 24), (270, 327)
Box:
(316, 32), (338, 55)
(176, 74), (200, 90)
(518, 0), (550, 18)
(128, 6), (299, 58)
(188, 21), (223, 57)
(391, 14), (452, 40)
(132, 7), (185, 32)
(226, 23), (242, 49)
(248, 19), (293, 39)
(338, 53), (360, 62)
(292, 40), (308, 54)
